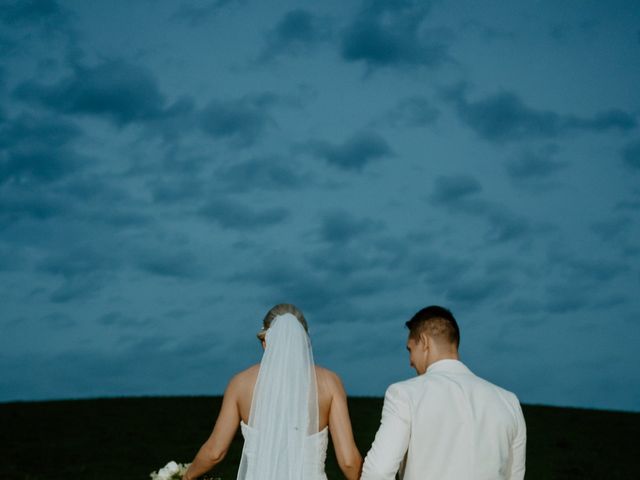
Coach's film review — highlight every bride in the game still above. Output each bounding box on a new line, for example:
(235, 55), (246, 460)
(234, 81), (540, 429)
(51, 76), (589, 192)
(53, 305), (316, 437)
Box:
(182, 303), (363, 480)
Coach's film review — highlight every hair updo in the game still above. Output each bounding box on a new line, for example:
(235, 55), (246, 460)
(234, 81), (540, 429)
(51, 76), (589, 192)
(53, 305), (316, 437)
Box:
(257, 303), (308, 341)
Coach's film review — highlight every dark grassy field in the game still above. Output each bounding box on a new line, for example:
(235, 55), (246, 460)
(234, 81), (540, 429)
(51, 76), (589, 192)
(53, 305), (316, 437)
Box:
(2, 396), (639, 479)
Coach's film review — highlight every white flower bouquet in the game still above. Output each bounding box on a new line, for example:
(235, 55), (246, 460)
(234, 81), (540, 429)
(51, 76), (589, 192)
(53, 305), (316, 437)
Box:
(149, 461), (221, 480)
(150, 461), (189, 480)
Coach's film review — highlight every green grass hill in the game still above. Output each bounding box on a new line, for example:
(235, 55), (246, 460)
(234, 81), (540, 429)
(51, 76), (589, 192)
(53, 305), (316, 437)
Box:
(2, 396), (639, 479)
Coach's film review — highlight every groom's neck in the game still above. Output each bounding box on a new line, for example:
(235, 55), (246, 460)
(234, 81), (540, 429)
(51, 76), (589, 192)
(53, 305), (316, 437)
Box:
(426, 350), (459, 370)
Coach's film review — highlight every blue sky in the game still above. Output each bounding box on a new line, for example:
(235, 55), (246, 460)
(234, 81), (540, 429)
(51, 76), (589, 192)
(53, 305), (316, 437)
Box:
(0, 0), (639, 412)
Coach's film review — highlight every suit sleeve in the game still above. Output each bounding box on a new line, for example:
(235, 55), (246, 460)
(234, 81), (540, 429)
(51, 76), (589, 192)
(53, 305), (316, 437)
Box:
(507, 394), (527, 480)
(361, 384), (411, 480)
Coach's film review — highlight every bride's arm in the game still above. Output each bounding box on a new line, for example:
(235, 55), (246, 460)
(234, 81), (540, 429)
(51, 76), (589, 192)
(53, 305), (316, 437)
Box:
(183, 377), (241, 480)
(327, 372), (363, 480)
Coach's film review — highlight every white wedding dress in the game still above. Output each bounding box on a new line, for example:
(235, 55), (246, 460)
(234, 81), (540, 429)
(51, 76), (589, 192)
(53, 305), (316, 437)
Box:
(239, 421), (329, 480)
(236, 313), (329, 480)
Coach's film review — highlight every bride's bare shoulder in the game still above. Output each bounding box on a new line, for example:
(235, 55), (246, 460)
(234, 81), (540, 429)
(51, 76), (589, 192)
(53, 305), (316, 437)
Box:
(315, 365), (345, 393)
(227, 364), (260, 393)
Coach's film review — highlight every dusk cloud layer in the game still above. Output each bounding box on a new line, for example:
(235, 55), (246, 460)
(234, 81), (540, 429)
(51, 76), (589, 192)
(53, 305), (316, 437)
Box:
(199, 93), (280, 147)
(341, 0), (450, 70)
(443, 84), (636, 143)
(14, 60), (167, 125)
(258, 9), (332, 61)
(304, 131), (393, 171)
(0, 0), (638, 412)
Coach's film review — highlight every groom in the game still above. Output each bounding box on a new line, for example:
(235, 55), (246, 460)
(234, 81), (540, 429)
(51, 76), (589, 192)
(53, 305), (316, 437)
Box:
(361, 306), (526, 480)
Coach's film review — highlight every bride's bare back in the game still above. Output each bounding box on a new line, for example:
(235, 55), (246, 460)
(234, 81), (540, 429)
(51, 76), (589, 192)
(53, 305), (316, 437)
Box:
(183, 364), (362, 480)
(234, 364), (338, 429)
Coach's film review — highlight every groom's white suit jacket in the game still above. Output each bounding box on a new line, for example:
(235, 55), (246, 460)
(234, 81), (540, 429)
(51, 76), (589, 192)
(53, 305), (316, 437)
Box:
(361, 359), (526, 480)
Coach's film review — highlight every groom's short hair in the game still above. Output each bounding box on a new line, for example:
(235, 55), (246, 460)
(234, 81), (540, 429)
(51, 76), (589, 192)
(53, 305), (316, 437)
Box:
(406, 305), (460, 348)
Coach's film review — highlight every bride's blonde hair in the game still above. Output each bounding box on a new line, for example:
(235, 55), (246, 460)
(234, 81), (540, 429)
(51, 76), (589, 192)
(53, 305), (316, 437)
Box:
(257, 303), (308, 341)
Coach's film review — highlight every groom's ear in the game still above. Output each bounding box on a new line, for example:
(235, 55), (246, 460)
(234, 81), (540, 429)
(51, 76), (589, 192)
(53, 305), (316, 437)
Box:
(419, 332), (430, 351)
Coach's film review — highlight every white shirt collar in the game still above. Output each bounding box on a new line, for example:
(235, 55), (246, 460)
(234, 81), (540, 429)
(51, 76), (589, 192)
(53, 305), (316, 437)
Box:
(426, 358), (471, 375)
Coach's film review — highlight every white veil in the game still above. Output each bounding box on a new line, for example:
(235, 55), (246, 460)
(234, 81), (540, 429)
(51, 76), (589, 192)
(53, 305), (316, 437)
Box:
(236, 313), (319, 480)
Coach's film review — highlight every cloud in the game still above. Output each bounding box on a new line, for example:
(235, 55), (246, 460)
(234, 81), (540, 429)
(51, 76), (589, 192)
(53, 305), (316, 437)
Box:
(0, 169), (152, 231)
(0, 242), (27, 271)
(482, 207), (532, 243)
(461, 20), (517, 42)
(443, 86), (560, 143)
(258, 9), (332, 62)
(551, 254), (629, 282)
(505, 145), (568, 186)
(615, 188), (640, 212)
(536, 248), (632, 313)
(229, 231), (415, 327)
(405, 246), (511, 309)
(231, 257), (377, 323)
(622, 140), (640, 171)
(149, 176), (205, 204)
(0, 146), (78, 186)
(11, 58), (302, 148)
(0, 113), (82, 185)
(170, 0), (238, 27)
(0, 0), (78, 65)
(374, 95), (440, 128)
(429, 174), (534, 244)
(36, 244), (126, 303)
(61, 173), (153, 229)
(570, 110), (636, 131)
(543, 282), (590, 314)
(136, 249), (203, 279)
(303, 130), (393, 171)
(429, 174), (482, 205)
(81, 205), (152, 229)
(442, 84), (637, 144)
(144, 96), (198, 142)
(0, 186), (68, 226)
(445, 275), (513, 307)
(548, 19), (600, 45)
(318, 210), (381, 245)
(590, 216), (632, 242)
(231, 260), (337, 313)
(0, 334), (235, 400)
(0, 113), (79, 149)
(0, 0), (70, 30)
(37, 246), (116, 279)
(199, 93), (280, 147)
(340, 0), (450, 70)
(215, 155), (308, 192)
(0, 65), (6, 91)
(40, 312), (75, 328)
(98, 312), (150, 328)
(199, 196), (289, 230)
(0, 33), (17, 57)
(141, 146), (211, 201)
(14, 59), (167, 126)
(303, 233), (411, 291)
(409, 249), (472, 283)
(306, 245), (390, 278)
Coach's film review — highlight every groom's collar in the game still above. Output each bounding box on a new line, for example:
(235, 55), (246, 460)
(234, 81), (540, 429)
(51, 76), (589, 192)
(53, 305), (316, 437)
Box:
(426, 358), (472, 375)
